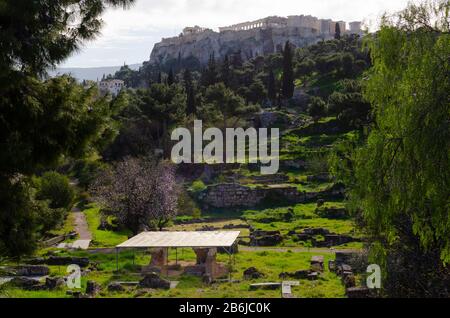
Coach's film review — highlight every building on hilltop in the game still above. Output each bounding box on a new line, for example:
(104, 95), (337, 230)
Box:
(219, 15), (352, 36)
(287, 15), (321, 32)
(182, 25), (209, 35)
(150, 14), (362, 67)
(99, 79), (124, 97)
(336, 21), (347, 34)
(219, 16), (287, 32)
(320, 19), (333, 35)
(349, 21), (362, 34)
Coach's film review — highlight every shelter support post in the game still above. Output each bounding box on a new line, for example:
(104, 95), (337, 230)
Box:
(115, 247), (119, 272)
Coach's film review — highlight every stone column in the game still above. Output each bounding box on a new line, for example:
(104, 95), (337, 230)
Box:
(193, 248), (209, 265)
(150, 248), (168, 267)
(204, 248), (218, 278)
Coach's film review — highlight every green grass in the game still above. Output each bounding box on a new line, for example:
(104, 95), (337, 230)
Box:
(48, 212), (76, 238)
(148, 251), (345, 298)
(0, 287), (70, 298)
(0, 249), (345, 298)
(251, 218), (356, 236)
(242, 202), (359, 246)
(83, 205), (131, 247)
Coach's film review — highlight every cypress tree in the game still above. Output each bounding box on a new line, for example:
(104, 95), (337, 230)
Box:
(157, 71), (162, 84)
(184, 69), (196, 115)
(168, 68), (174, 85)
(267, 69), (277, 104)
(221, 55), (231, 87)
(207, 52), (217, 85)
(335, 22), (341, 40)
(281, 41), (295, 100)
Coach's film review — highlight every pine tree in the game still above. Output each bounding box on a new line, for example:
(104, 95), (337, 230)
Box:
(281, 41), (295, 100)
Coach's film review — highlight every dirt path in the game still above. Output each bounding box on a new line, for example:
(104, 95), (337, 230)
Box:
(72, 206), (92, 240)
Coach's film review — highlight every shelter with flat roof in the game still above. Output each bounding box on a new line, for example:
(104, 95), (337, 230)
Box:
(115, 231), (240, 279)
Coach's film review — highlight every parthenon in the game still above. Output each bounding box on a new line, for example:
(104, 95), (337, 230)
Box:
(218, 16), (287, 32)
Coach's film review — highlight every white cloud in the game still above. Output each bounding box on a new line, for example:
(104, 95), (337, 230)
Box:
(62, 0), (410, 67)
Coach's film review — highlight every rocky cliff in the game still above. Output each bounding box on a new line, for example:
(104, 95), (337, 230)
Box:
(150, 27), (333, 66)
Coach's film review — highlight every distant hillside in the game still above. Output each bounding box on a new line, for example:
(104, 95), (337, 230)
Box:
(48, 63), (142, 81)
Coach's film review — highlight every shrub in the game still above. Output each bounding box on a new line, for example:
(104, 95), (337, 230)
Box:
(177, 190), (201, 218)
(307, 96), (327, 122)
(35, 202), (66, 235)
(190, 180), (207, 193)
(37, 171), (74, 210)
(72, 159), (108, 189)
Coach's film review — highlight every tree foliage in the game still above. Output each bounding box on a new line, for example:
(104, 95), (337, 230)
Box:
(0, 0), (134, 258)
(328, 79), (372, 128)
(0, 0), (134, 75)
(344, 0), (449, 297)
(281, 41), (295, 100)
(198, 83), (259, 129)
(307, 96), (327, 122)
(37, 171), (75, 210)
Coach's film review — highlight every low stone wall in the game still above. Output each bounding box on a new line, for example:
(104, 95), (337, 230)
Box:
(198, 183), (344, 208)
(292, 228), (361, 248)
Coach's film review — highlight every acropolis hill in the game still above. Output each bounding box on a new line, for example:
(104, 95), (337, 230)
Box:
(149, 15), (362, 66)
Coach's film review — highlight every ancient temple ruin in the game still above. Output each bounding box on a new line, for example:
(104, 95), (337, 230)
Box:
(150, 14), (363, 66)
(218, 15), (360, 35)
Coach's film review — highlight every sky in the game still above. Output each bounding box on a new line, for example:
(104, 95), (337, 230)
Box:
(61, 0), (411, 68)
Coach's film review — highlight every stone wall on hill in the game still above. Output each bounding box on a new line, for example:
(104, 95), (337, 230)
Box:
(197, 183), (344, 208)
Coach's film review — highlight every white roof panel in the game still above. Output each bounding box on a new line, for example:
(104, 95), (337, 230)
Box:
(117, 231), (241, 248)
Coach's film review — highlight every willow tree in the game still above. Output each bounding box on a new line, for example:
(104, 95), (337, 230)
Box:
(350, 0), (449, 297)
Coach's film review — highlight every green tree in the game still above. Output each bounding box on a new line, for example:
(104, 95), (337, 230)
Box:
(281, 41), (295, 100)
(201, 53), (218, 86)
(341, 53), (354, 77)
(0, 179), (37, 258)
(247, 80), (267, 105)
(157, 71), (162, 84)
(199, 83), (259, 129)
(296, 58), (315, 77)
(267, 69), (277, 104)
(0, 0), (134, 258)
(114, 64), (138, 87)
(307, 96), (327, 122)
(167, 68), (175, 85)
(347, 0), (450, 297)
(335, 23), (341, 40)
(37, 172), (75, 210)
(140, 83), (187, 155)
(328, 79), (371, 128)
(220, 55), (231, 87)
(183, 69), (197, 115)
